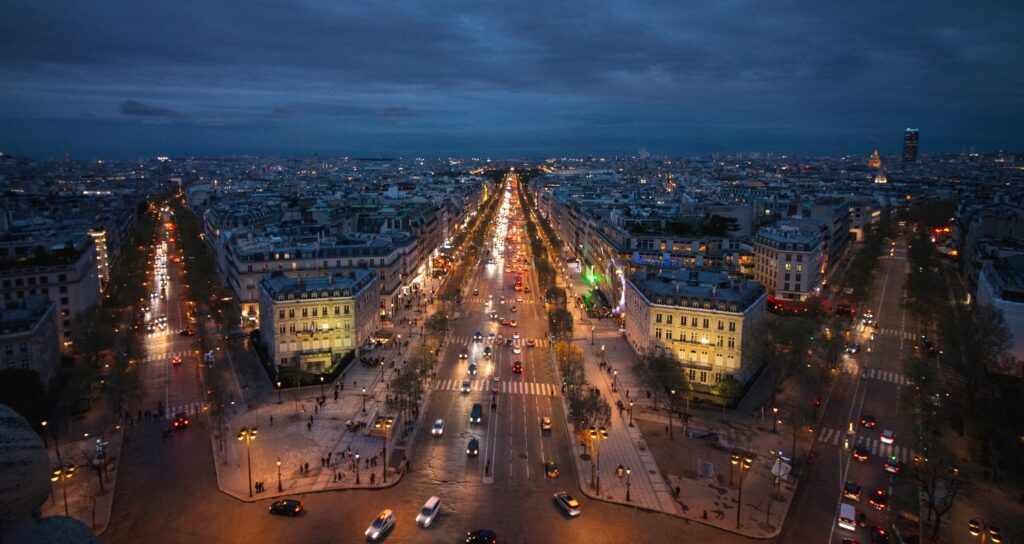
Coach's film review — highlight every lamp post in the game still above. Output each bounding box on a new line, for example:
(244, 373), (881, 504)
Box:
(730, 452), (740, 485)
(601, 344), (605, 366)
(355, 453), (361, 484)
(380, 360), (385, 383)
(589, 426), (607, 495)
(382, 418), (389, 483)
(625, 466), (632, 502)
(50, 463), (75, 517)
(276, 458), (282, 492)
(41, 420), (48, 448)
(591, 325), (595, 345)
(669, 389), (676, 441)
(362, 387), (367, 414)
(628, 401), (634, 427)
(772, 406), (779, 433)
(612, 369), (618, 392)
(968, 518), (1001, 544)
(736, 454), (753, 528)
(237, 426), (258, 497)
(320, 376), (325, 400)
(294, 377), (300, 415)
(276, 381), (282, 404)
(397, 334), (402, 354)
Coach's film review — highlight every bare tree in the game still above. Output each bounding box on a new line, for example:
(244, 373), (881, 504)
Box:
(914, 456), (970, 541)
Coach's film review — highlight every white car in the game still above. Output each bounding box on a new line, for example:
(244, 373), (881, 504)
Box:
(880, 429), (895, 444)
(512, 331), (520, 339)
(431, 419), (444, 436)
(365, 510), (395, 541)
(554, 492), (581, 517)
(513, 346), (522, 354)
(415, 496), (441, 528)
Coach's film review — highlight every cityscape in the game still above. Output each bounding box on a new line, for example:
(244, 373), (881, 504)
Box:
(1, 3), (1023, 544)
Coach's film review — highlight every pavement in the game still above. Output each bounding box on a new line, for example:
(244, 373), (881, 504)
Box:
(212, 282), (446, 501)
(39, 423), (124, 536)
(547, 237), (808, 539)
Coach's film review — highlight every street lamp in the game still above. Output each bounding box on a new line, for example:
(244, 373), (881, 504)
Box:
(601, 344), (606, 366)
(50, 463), (75, 517)
(40, 420), (48, 448)
(625, 466), (632, 502)
(276, 381), (282, 404)
(320, 376), (325, 400)
(276, 458), (282, 492)
(628, 400), (634, 427)
(380, 359), (385, 383)
(669, 389), (676, 441)
(237, 426), (258, 497)
(968, 518), (1002, 543)
(736, 454), (753, 528)
(397, 334), (402, 353)
(588, 426), (608, 495)
(355, 453), (361, 484)
(730, 452), (740, 485)
(591, 325), (595, 345)
(362, 387), (367, 414)
(772, 406), (779, 433)
(612, 369), (618, 392)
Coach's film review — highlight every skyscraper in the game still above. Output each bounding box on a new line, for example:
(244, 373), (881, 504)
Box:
(903, 128), (919, 162)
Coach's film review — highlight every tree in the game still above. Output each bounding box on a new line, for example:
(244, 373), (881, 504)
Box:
(568, 387), (611, 435)
(67, 304), (116, 368)
(425, 311), (449, 339)
(555, 342), (585, 394)
(547, 308), (573, 341)
(634, 350), (688, 411)
(914, 456), (970, 541)
(545, 286), (567, 307)
(711, 375), (743, 406)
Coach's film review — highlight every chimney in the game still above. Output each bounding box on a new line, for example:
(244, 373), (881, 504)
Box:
(674, 281), (680, 295)
(711, 285), (717, 298)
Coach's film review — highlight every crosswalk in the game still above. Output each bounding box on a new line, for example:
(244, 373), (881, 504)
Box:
(165, 401), (205, 419)
(141, 350), (194, 363)
(816, 427), (912, 462)
(873, 327), (915, 341)
(434, 379), (559, 396)
(460, 297), (538, 305)
(859, 368), (912, 386)
(450, 336), (550, 348)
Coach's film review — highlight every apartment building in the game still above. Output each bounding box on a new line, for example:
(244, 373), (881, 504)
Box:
(753, 220), (824, 301)
(0, 294), (60, 387)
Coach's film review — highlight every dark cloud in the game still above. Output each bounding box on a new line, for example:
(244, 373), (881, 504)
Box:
(0, 0), (1021, 158)
(119, 100), (185, 119)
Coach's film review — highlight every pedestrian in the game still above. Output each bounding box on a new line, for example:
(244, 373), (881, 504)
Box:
(321, 457), (326, 467)
(307, 422), (312, 432)
(370, 473), (376, 485)
(269, 415), (273, 425)
(309, 414), (314, 424)
(626, 389), (630, 399)
(315, 404), (318, 415)
(327, 452), (332, 464)
(304, 462), (309, 474)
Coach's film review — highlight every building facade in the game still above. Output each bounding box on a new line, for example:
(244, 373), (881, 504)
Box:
(624, 269), (766, 389)
(258, 269), (379, 373)
(903, 128), (919, 162)
(753, 220), (824, 301)
(0, 295), (60, 387)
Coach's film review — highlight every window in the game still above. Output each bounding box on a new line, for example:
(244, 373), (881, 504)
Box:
(655, 328), (662, 339)
(691, 317), (698, 327)
(666, 315), (673, 325)
(666, 331), (673, 340)
(714, 373), (722, 384)
(784, 283), (790, 291)
(717, 320), (724, 330)
(278, 310), (285, 319)
(784, 263), (792, 271)
(728, 322), (736, 332)
(58, 274), (66, 282)
(689, 369), (697, 381)
(279, 326), (286, 334)
(699, 371), (707, 383)
(796, 264), (803, 272)
(656, 313), (662, 324)
(288, 309), (295, 318)
(795, 274), (801, 282)
(322, 306), (328, 316)
(716, 335), (723, 347)
(784, 273), (790, 281)
(334, 306), (340, 315)
(702, 318), (709, 329)
(344, 305), (350, 315)
(727, 337), (736, 348)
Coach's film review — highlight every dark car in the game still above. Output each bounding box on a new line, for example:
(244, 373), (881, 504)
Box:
(466, 530), (497, 543)
(860, 415), (877, 428)
(868, 488), (889, 510)
(179, 329), (195, 336)
(467, 438), (480, 456)
(870, 526), (891, 544)
(883, 456), (903, 474)
(852, 447), (870, 462)
(843, 481), (861, 501)
(545, 459), (559, 478)
(172, 412), (189, 429)
(512, 362), (523, 374)
(269, 499), (303, 516)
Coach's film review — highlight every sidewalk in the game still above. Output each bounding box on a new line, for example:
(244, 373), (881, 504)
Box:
(556, 261), (809, 539)
(40, 426), (125, 536)
(211, 284), (444, 501)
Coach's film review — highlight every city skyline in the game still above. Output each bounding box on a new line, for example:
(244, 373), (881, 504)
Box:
(2, 1), (1023, 159)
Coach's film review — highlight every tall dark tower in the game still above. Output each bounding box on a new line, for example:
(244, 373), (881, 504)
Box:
(903, 128), (919, 162)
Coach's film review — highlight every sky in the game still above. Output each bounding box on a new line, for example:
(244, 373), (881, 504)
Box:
(1, 0), (1022, 159)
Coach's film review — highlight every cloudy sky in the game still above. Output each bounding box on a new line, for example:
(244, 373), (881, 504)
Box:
(1, 1), (1021, 159)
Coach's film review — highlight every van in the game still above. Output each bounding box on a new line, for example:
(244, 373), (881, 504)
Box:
(470, 403), (482, 424)
(415, 496), (441, 528)
(837, 503), (857, 531)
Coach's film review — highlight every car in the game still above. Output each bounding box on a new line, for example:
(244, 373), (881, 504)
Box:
(268, 498), (303, 516)
(171, 356), (183, 366)
(432, 419), (445, 436)
(868, 488), (889, 510)
(364, 509), (396, 541)
(870, 526), (890, 544)
(505, 338), (513, 347)
(845, 343), (859, 354)
(483, 347), (492, 358)
(860, 414), (877, 428)
(461, 380), (471, 394)
(513, 346), (521, 354)
(517, 296), (523, 302)
(852, 447), (870, 462)
(526, 338), (536, 347)
(465, 529), (497, 543)
(883, 456), (903, 474)
(459, 349), (469, 360)
(509, 320), (517, 327)
(489, 312), (498, 320)
(470, 404), (482, 424)
(468, 363), (478, 375)
(541, 416), (553, 431)
(472, 288), (479, 296)
(512, 362), (523, 374)
(553, 492), (581, 517)
(510, 306), (516, 313)
(415, 496), (441, 528)
(969, 519), (1002, 542)
(500, 318), (510, 326)
(467, 438), (480, 456)
(524, 286), (531, 293)
(172, 412), (189, 429)
(512, 331), (520, 339)
(880, 429), (895, 444)
(499, 297), (505, 304)
(545, 459), (560, 478)
(487, 332), (495, 342)
(843, 481), (861, 501)
(473, 332), (483, 342)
